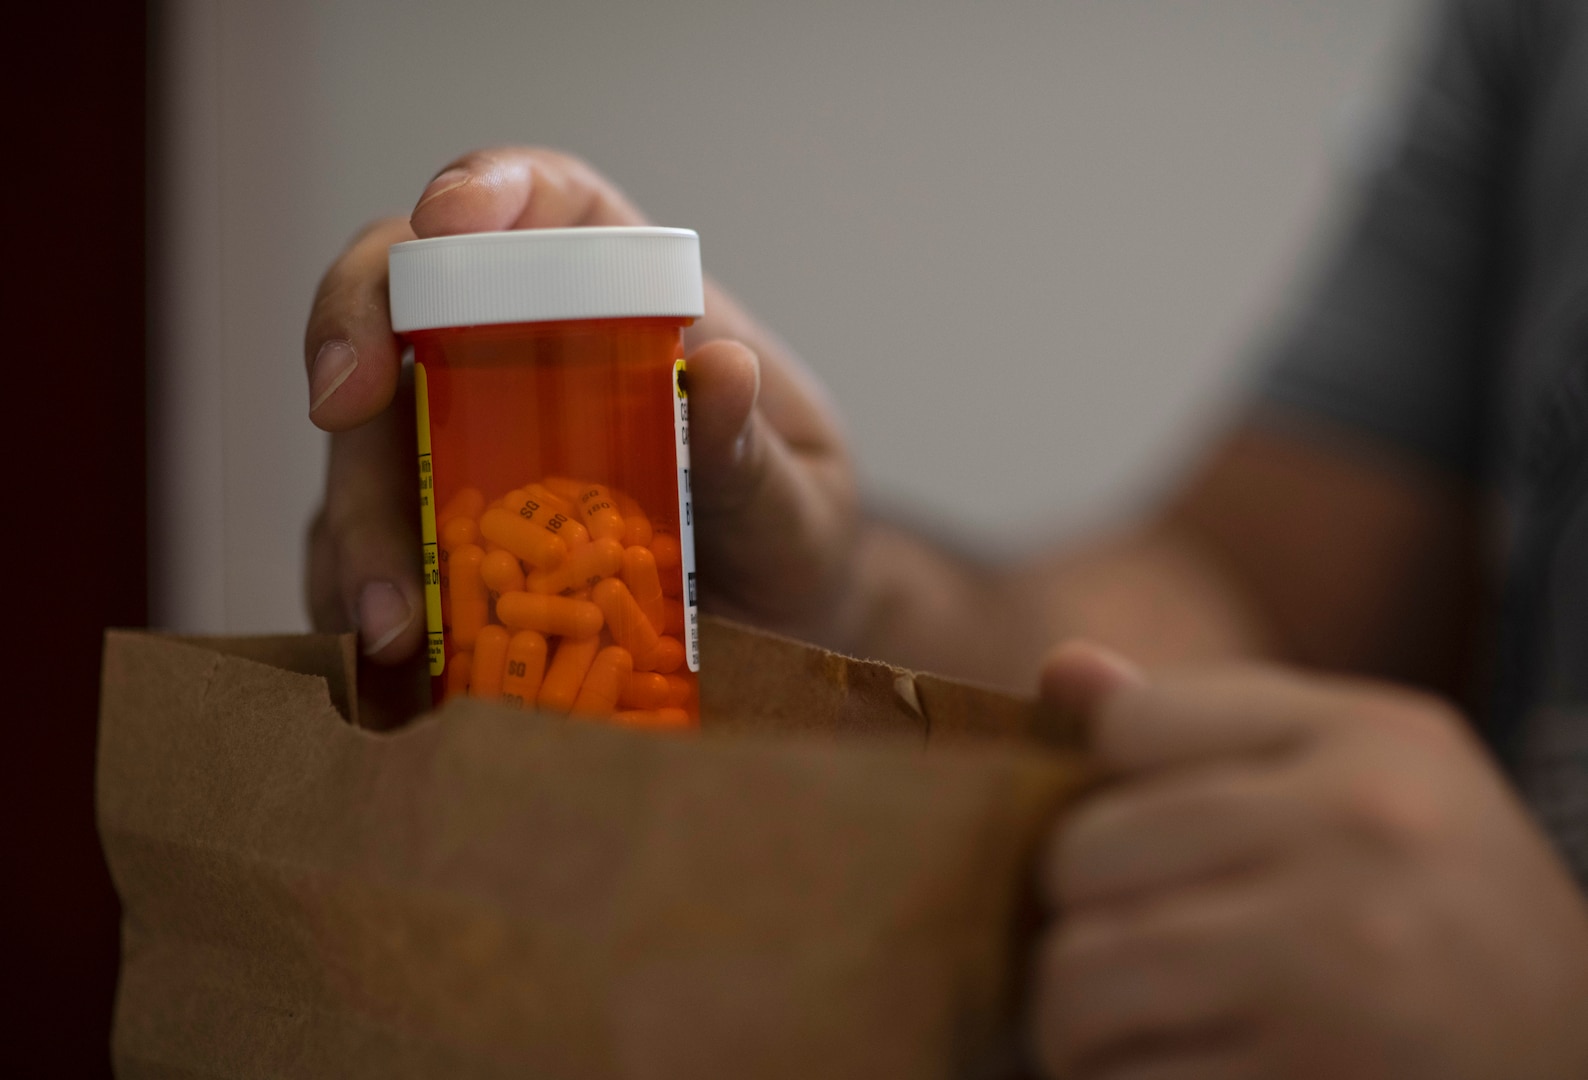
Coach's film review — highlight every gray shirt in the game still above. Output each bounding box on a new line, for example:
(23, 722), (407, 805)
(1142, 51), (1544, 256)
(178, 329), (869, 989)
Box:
(1257, 0), (1588, 879)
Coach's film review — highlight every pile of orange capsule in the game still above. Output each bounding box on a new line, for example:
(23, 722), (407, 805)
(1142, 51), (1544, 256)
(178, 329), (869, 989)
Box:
(436, 478), (695, 728)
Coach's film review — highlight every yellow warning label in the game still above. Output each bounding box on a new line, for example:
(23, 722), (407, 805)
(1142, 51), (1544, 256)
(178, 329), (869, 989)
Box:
(415, 362), (445, 677)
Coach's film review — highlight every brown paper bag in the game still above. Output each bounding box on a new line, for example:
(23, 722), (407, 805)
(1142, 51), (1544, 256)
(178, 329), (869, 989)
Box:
(98, 616), (1091, 1079)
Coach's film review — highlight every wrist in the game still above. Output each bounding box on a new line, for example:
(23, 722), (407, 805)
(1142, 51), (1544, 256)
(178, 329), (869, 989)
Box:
(824, 520), (1045, 688)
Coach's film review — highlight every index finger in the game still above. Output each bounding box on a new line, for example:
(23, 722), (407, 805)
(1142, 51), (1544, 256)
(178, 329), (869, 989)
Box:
(305, 216), (415, 431)
(409, 146), (648, 237)
(307, 148), (650, 432)
(1090, 667), (1337, 775)
(408, 147), (823, 405)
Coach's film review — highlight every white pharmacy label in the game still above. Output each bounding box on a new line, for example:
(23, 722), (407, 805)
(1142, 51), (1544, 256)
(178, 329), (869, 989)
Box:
(673, 357), (700, 672)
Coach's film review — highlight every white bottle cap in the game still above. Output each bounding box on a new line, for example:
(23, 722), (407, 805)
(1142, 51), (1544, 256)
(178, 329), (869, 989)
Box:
(388, 226), (704, 332)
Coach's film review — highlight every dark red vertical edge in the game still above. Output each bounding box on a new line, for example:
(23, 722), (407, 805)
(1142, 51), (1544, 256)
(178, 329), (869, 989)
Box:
(3, 3), (149, 1073)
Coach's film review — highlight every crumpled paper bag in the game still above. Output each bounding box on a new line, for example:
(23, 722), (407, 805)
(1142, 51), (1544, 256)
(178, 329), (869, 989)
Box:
(98, 616), (1090, 1079)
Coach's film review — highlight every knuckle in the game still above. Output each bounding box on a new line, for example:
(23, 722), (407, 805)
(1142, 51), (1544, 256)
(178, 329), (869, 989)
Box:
(307, 218), (405, 341)
(1318, 689), (1470, 851)
(346, 214), (408, 250)
(531, 145), (588, 171)
(306, 287), (363, 362)
(1332, 771), (1447, 851)
(696, 424), (773, 518)
(313, 260), (372, 325)
(334, 516), (414, 572)
(524, 145), (595, 181)
(305, 289), (347, 353)
(445, 146), (506, 175)
(473, 145), (590, 184)
(1356, 685), (1466, 743)
(809, 452), (859, 527)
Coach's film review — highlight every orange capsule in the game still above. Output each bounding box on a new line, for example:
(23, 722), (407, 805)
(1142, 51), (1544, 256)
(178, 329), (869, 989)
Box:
(646, 636), (686, 674)
(592, 578), (661, 667)
(614, 707), (693, 730)
(487, 488), (527, 513)
(479, 507), (568, 571)
(537, 635), (601, 714)
(572, 646), (634, 717)
(444, 651), (472, 700)
(661, 597), (685, 637)
(655, 707), (693, 728)
(470, 625), (511, 701)
(662, 673), (693, 708)
(526, 537), (624, 596)
(617, 671), (670, 710)
(613, 491), (654, 547)
(436, 487), (486, 527)
(651, 534), (683, 597)
(496, 591), (604, 639)
(480, 549), (525, 596)
(448, 544), (489, 650)
(440, 515), (480, 552)
(500, 630), (548, 709)
(504, 487), (588, 549)
(621, 546), (667, 629)
(571, 483), (627, 542)
(552, 519), (590, 551)
(541, 476), (586, 503)
(525, 482), (583, 528)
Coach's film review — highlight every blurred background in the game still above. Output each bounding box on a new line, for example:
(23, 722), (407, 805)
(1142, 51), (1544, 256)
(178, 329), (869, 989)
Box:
(16, 0), (1434, 1072)
(150, 0), (1428, 634)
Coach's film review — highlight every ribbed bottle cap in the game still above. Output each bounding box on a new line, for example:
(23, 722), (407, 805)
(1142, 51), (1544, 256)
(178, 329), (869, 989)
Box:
(388, 227), (704, 332)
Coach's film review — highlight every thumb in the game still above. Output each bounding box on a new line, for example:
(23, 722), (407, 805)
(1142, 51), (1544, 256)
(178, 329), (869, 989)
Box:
(683, 339), (761, 479)
(683, 339), (856, 624)
(1039, 640), (1145, 719)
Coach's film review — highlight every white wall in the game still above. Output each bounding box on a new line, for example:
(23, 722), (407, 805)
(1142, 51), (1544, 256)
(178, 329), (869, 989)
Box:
(151, 0), (1426, 634)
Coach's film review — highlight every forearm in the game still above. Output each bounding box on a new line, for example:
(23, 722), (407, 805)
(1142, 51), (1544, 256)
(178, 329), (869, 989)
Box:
(836, 516), (1273, 693)
(831, 418), (1485, 698)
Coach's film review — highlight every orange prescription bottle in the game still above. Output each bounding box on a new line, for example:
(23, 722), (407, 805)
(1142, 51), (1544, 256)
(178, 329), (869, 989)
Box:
(388, 228), (703, 728)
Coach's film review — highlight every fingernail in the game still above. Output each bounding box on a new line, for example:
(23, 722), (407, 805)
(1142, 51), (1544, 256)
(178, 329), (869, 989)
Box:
(415, 167), (470, 210)
(309, 340), (359, 414)
(1088, 645), (1146, 691)
(1040, 640), (1145, 714)
(359, 581), (414, 656)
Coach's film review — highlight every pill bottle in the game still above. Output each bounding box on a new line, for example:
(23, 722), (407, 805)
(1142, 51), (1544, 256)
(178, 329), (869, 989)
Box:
(388, 228), (703, 728)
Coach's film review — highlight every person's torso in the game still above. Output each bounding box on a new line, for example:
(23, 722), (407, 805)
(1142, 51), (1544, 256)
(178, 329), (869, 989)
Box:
(1489, 0), (1588, 880)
